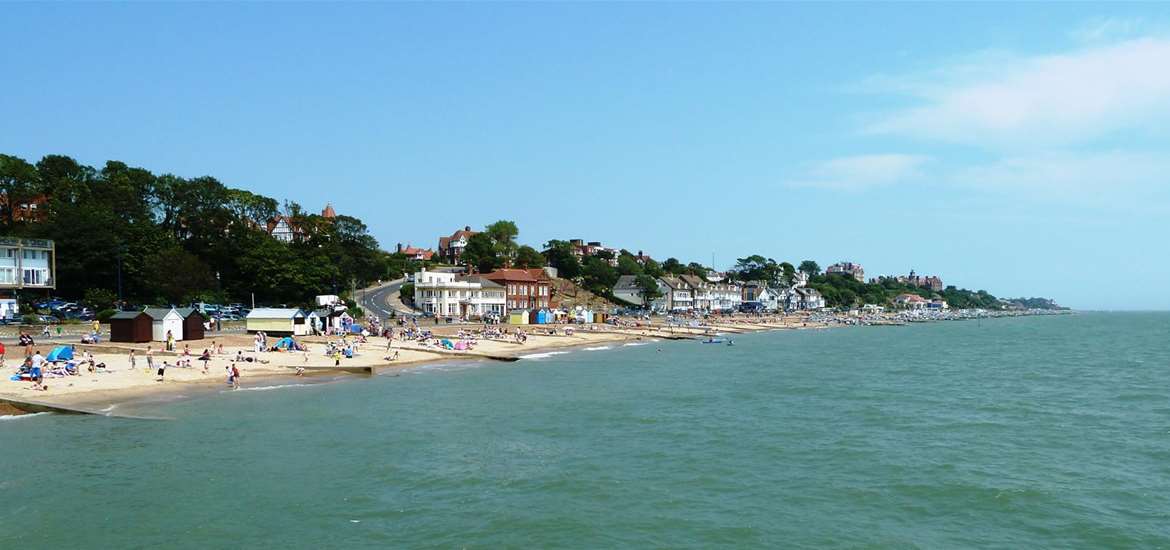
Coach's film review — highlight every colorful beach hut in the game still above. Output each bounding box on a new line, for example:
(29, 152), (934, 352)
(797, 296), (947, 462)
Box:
(109, 311), (152, 343)
(507, 310), (529, 325)
(144, 307), (185, 342)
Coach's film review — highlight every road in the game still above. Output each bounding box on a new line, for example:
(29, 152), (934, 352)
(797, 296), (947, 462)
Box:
(357, 278), (417, 322)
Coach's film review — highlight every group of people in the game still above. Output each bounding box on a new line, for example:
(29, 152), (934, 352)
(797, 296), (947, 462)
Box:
(7, 344), (108, 391)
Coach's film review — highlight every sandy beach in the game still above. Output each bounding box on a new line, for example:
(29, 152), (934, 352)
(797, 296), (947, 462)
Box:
(0, 314), (828, 413)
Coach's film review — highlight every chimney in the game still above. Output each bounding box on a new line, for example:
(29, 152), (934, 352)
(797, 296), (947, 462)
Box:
(464, 226), (471, 231)
(396, 243), (403, 253)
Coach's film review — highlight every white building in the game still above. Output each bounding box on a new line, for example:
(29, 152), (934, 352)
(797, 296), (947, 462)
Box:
(711, 281), (742, 312)
(0, 237), (55, 290)
(658, 276), (694, 312)
(412, 269), (506, 319)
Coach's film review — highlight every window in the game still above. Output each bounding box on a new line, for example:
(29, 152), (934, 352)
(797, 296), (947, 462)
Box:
(23, 268), (43, 285)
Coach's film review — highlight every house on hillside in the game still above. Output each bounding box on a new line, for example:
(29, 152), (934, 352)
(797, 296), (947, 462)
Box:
(613, 275), (645, 306)
(437, 226), (478, 264)
(396, 243), (435, 261)
(827, 262), (865, 282)
(894, 293), (928, 310)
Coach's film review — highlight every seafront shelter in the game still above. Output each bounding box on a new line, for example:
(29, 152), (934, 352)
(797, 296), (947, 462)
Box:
(108, 311), (152, 343)
(144, 307), (185, 342)
(246, 308), (309, 336)
(177, 308), (206, 341)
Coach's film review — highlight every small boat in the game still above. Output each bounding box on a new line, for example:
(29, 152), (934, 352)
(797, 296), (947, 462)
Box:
(726, 340), (734, 346)
(701, 338), (725, 344)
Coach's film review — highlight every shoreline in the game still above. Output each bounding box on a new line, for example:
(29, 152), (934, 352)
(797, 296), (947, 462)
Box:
(0, 309), (1068, 416)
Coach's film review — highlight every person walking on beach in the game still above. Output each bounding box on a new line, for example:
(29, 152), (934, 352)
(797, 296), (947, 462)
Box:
(42, 324), (51, 339)
(145, 346), (154, 374)
(231, 364), (241, 389)
(156, 361), (168, 381)
(226, 363), (235, 387)
(165, 330), (175, 352)
(129, 349), (137, 370)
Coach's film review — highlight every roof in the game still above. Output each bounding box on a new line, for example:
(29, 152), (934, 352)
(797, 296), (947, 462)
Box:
(482, 269), (538, 283)
(176, 308), (205, 320)
(439, 227), (478, 249)
(322, 203), (336, 218)
(658, 276), (690, 290)
(109, 311), (148, 320)
(399, 245), (435, 260)
(460, 275), (503, 288)
(143, 307), (181, 320)
(246, 308), (305, 319)
(614, 275), (640, 291)
(679, 274), (707, 288)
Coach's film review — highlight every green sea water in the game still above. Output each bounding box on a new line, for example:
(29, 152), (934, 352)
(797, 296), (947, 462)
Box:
(2, 312), (1169, 548)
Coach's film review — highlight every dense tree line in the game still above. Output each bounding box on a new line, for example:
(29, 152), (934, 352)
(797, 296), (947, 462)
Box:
(0, 153), (402, 309)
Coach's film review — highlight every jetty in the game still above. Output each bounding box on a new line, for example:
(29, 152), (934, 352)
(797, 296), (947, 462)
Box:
(0, 396), (173, 420)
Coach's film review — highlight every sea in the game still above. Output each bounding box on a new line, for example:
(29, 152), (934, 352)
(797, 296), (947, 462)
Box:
(2, 312), (1168, 548)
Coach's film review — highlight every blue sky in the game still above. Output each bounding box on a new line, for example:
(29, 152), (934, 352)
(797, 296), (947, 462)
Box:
(3, 4), (1169, 310)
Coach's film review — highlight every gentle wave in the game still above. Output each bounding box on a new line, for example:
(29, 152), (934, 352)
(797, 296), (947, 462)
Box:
(584, 346), (613, 351)
(623, 342), (651, 347)
(0, 412), (51, 421)
(227, 384), (315, 393)
(519, 351), (571, 360)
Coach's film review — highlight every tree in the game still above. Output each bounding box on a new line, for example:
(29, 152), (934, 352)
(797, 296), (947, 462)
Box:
(642, 258), (664, 278)
(543, 240), (582, 279)
(461, 232), (500, 273)
(580, 256), (619, 297)
(514, 245), (545, 268)
(635, 273), (662, 307)
(485, 220), (519, 264)
(616, 253), (643, 276)
(799, 260), (821, 277)
(662, 257), (684, 275)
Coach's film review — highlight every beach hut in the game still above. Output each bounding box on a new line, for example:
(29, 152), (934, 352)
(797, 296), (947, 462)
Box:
(144, 308), (185, 342)
(508, 310), (529, 325)
(535, 309), (550, 324)
(177, 308), (206, 341)
(245, 308), (309, 336)
(109, 311), (152, 343)
(593, 312), (606, 324)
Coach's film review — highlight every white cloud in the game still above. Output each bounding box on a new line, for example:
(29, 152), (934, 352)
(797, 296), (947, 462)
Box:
(951, 150), (1170, 195)
(866, 37), (1170, 146)
(1071, 17), (1148, 43)
(788, 154), (928, 190)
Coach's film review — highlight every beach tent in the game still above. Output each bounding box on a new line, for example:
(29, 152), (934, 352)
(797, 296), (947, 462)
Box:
(273, 336), (297, 350)
(176, 308), (206, 341)
(348, 325), (363, 335)
(246, 308), (309, 336)
(109, 311), (152, 343)
(46, 346), (74, 362)
(144, 307), (185, 342)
